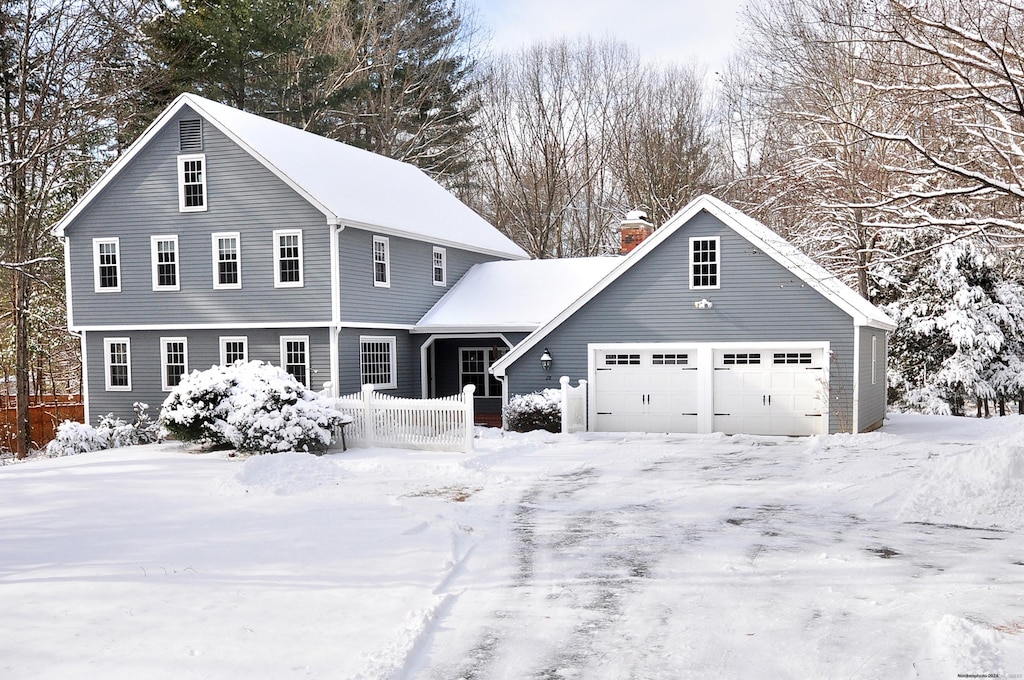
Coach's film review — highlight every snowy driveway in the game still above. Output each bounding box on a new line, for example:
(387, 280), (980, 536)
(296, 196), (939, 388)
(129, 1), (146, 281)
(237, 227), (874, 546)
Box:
(1, 414), (1023, 679)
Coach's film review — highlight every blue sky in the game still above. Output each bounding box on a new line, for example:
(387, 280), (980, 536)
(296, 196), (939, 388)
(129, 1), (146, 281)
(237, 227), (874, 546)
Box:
(464, 0), (747, 74)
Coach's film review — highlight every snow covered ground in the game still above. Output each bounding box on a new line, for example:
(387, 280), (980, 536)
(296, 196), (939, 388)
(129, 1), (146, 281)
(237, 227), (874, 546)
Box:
(2, 413), (1023, 679)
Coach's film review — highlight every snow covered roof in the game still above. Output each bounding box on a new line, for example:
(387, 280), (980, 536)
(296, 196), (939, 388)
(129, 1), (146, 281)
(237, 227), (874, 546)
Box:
(415, 257), (621, 332)
(52, 93), (528, 259)
(492, 194), (897, 377)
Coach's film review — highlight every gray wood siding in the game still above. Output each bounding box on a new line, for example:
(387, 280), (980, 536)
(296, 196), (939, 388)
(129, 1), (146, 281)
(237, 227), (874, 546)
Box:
(336, 328), (421, 397)
(504, 210), (859, 433)
(339, 228), (500, 324)
(84, 327), (332, 423)
(858, 326), (888, 431)
(66, 106), (332, 328)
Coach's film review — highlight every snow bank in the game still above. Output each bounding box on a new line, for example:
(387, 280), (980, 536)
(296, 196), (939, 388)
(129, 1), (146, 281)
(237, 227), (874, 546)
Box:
(900, 434), (1024, 529)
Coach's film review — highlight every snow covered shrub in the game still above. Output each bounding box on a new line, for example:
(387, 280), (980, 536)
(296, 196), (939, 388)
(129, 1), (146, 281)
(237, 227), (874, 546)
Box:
(160, 361), (344, 453)
(503, 389), (562, 433)
(45, 403), (161, 457)
(45, 421), (110, 457)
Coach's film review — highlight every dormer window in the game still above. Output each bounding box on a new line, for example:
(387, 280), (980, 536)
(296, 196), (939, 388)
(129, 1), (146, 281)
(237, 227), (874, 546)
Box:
(178, 154), (207, 212)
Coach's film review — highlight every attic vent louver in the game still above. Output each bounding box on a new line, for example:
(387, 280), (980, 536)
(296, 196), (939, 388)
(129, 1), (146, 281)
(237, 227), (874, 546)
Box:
(179, 119), (203, 152)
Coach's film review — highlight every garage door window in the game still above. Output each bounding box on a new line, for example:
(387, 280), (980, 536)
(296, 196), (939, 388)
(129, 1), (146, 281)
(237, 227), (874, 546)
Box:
(774, 352), (813, 364)
(652, 353), (689, 365)
(723, 352), (761, 365)
(605, 354), (640, 365)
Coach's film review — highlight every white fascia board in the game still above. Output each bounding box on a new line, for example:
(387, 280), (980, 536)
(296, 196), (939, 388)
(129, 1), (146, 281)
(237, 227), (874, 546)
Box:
(339, 322), (417, 331)
(411, 324), (537, 335)
(70, 321), (334, 333)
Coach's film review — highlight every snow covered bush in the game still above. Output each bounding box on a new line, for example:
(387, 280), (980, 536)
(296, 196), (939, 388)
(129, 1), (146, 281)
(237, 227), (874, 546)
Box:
(503, 389), (562, 433)
(160, 361), (344, 453)
(45, 403), (160, 456)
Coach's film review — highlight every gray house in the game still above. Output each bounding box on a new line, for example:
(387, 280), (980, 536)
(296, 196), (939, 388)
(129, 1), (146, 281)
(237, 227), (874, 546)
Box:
(52, 93), (528, 424)
(490, 195), (896, 435)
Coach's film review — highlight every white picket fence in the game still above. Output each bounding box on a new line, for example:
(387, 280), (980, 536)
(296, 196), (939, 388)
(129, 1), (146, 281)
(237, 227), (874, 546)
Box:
(326, 384), (476, 452)
(560, 376), (588, 434)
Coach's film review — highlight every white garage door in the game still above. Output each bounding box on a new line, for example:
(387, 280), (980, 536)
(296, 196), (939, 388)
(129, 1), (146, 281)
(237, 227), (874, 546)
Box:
(593, 350), (699, 433)
(712, 349), (825, 436)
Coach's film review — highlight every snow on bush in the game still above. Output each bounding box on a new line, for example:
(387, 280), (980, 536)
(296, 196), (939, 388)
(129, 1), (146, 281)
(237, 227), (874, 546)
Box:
(160, 361), (345, 453)
(46, 402), (161, 457)
(503, 389), (562, 433)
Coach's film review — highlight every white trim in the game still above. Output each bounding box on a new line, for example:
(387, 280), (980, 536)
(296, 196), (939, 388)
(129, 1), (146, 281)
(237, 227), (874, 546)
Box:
(413, 324), (538, 334)
(69, 321), (339, 332)
(151, 235), (180, 291)
(359, 335), (398, 389)
(80, 331), (90, 423)
(160, 336), (189, 391)
(373, 235), (391, 288)
(273, 229), (304, 288)
(103, 337), (132, 391)
(62, 238), (75, 328)
(852, 329), (861, 433)
(92, 238), (121, 293)
(492, 194), (895, 378)
(280, 335), (311, 388)
(177, 153), (208, 212)
(211, 232), (242, 289)
(689, 236), (721, 290)
(432, 246), (447, 287)
(219, 335), (249, 365)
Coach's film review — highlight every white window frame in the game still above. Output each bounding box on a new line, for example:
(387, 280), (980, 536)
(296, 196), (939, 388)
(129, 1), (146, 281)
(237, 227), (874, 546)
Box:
(177, 153), (207, 213)
(274, 229), (304, 288)
(212, 232), (242, 289)
(373, 235), (390, 288)
(360, 335), (397, 389)
(151, 235), (180, 291)
(93, 238), (121, 293)
(220, 336), (249, 366)
(871, 335), (878, 385)
(689, 236), (721, 290)
(432, 246), (447, 287)
(280, 335), (310, 387)
(160, 337), (189, 391)
(103, 337), (132, 391)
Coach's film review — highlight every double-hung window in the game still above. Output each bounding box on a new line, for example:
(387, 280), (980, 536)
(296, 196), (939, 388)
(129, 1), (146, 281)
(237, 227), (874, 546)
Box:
(373, 236), (390, 287)
(274, 229), (303, 287)
(690, 236), (720, 289)
(460, 347), (506, 396)
(104, 338), (131, 391)
(93, 238), (121, 292)
(281, 336), (309, 387)
(151, 235), (179, 290)
(360, 336), (397, 389)
(161, 337), (188, 390)
(432, 246), (446, 286)
(220, 336), (248, 365)
(212, 232), (241, 289)
(178, 154), (207, 212)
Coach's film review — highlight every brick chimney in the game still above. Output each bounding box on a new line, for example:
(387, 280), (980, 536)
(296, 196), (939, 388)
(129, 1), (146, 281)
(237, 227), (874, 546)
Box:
(620, 210), (654, 254)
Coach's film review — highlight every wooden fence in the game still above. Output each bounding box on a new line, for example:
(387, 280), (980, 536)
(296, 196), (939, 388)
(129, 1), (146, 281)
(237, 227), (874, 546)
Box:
(329, 384), (476, 452)
(0, 397), (84, 453)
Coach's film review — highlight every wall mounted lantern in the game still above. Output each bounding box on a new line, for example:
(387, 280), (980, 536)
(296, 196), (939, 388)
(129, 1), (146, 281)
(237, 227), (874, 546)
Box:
(540, 348), (553, 373)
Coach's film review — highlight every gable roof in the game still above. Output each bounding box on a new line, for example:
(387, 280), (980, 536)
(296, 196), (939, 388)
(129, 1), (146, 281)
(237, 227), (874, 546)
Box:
(414, 256), (621, 333)
(491, 194), (897, 376)
(52, 93), (528, 260)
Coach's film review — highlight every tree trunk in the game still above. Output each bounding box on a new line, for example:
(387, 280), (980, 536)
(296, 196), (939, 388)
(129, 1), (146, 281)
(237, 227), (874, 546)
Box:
(14, 269), (30, 458)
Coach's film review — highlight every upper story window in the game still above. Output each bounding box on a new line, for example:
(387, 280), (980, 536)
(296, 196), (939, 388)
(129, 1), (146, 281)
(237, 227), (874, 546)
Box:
(212, 232), (241, 289)
(281, 336), (309, 387)
(104, 337), (131, 391)
(360, 335), (397, 389)
(93, 238), (121, 292)
(432, 246), (446, 287)
(151, 235), (179, 290)
(274, 229), (303, 287)
(161, 337), (188, 391)
(178, 153), (207, 212)
(220, 336), (248, 365)
(373, 235), (390, 287)
(690, 236), (720, 289)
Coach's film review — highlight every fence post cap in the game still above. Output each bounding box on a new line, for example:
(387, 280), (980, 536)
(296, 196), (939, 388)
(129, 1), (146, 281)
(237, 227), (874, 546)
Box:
(579, 379), (588, 387)
(361, 384), (374, 394)
(559, 375), (570, 387)
(463, 384), (476, 395)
